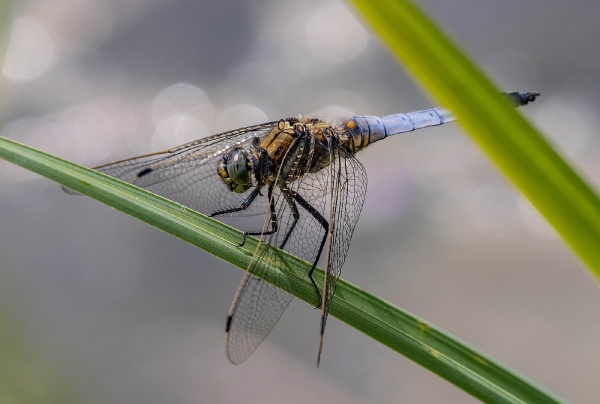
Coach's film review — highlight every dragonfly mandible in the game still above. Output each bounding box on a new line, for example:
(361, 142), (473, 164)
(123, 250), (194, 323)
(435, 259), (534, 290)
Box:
(71, 91), (538, 366)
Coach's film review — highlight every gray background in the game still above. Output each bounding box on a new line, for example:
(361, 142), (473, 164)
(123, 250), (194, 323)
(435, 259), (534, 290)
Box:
(1, 0), (600, 402)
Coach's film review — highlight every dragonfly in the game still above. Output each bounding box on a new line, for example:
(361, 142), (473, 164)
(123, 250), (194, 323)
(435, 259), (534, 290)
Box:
(73, 91), (538, 366)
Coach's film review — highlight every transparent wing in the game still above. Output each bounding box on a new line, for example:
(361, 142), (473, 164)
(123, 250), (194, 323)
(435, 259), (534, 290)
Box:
(224, 274), (294, 365)
(320, 144), (367, 344)
(225, 133), (332, 365)
(88, 122), (279, 216)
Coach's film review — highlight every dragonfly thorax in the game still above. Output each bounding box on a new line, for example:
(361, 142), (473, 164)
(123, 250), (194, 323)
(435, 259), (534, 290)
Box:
(259, 118), (340, 181)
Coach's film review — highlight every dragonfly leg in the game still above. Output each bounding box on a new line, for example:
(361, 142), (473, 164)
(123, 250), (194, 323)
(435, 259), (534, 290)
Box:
(209, 187), (261, 217)
(232, 186), (279, 247)
(292, 191), (329, 308)
(209, 186), (277, 246)
(278, 189), (299, 250)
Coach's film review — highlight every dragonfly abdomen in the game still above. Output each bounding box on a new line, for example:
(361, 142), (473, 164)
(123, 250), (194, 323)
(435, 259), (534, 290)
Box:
(343, 108), (453, 153)
(342, 91), (539, 153)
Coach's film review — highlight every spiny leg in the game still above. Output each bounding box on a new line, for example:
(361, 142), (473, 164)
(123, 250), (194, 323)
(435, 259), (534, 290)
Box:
(279, 188), (300, 250)
(277, 132), (309, 251)
(210, 186), (278, 247)
(292, 191), (329, 308)
(237, 186), (278, 246)
(210, 187), (261, 217)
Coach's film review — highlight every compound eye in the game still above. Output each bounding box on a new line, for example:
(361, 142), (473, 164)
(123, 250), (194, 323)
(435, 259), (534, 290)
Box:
(227, 149), (251, 185)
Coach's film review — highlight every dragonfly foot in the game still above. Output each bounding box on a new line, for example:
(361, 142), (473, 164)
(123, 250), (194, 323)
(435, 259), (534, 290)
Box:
(309, 278), (322, 308)
(307, 265), (322, 308)
(238, 233), (247, 247)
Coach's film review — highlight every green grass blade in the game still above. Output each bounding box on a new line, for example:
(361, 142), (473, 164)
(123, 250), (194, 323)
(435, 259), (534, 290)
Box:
(349, 0), (600, 279)
(0, 137), (564, 402)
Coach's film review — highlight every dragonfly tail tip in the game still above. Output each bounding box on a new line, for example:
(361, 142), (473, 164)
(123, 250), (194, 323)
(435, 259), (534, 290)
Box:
(317, 334), (324, 368)
(511, 91), (540, 106)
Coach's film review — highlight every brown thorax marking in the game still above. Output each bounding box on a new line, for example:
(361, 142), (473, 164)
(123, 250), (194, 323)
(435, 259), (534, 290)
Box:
(340, 118), (368, 153)
(219, 118), (344, 194)
(259, 119), (333, 160)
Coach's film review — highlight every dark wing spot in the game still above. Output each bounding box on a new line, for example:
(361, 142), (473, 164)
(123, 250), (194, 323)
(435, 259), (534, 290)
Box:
(137, 167), (153, 178)
(225, 315), (233, 333)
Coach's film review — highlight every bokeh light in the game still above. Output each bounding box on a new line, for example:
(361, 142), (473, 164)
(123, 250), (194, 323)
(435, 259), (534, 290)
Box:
(152, 83), (213, 150)
(31, 0), (113, 53)
(3, 16), (56, 81)
(213, 104), (268, 133)
(306, 2), (368, 66)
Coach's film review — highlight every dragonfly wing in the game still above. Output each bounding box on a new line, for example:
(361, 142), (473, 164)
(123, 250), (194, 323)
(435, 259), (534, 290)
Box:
(225, 133), (330, 364)
(85, 122), (279, 216)
(318, 142), (367, 363)
(225, 273), (293, 365)
(225, 132), (367, 365)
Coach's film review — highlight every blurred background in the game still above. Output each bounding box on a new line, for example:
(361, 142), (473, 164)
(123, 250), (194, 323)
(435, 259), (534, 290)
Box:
(1, 0), (600, 402)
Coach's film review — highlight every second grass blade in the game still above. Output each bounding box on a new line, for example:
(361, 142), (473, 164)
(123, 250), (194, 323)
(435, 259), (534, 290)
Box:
(349, 0), (600, 278)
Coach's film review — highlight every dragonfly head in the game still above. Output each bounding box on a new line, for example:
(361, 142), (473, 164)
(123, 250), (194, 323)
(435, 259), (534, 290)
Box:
(217, 148), (253, 193)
